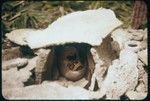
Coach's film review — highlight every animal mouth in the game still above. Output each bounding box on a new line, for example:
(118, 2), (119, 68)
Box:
(67, 60), (83, 71)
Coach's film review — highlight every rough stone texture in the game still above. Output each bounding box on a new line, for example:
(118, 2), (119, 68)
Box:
(35, 48), (54, 84)
(26, 8), (122, 49)
(93, 35), (118, 67)
(24, 56), (38, 71)
(88, 36), (117, 90)
(126, 28), (147, 51)
(5, 29), (36, 46)
(127, 29), (144, 41)
(136, 82), (147, 93)
(35, 49), (50, 83)
(88, 48), (108, 91)
(2, 7), (147, 100)
(2, 11), (147, 100)
(2, 38), (16, 49)
(140, 28), (147, 50)
(3, 81), (102, 100)
(124, 40), (141, 53)
(111, 40), (120, 56)
(2, 55), (39, 99)
(96, 49), (138, 99)
(136, 59), (148, 92)
(2, 67), (32, 99)
(2, 47), (23, 61)
(45, 77), (88, 88)
(140, 40), (147, 50)
(33, 49), (54, 73)
(143, 28), (147, 40)
(125, 91), (147, 100)
(111, 28), (130, 50)
(2, 58), (28, 70)
(138, 49), (147, 65)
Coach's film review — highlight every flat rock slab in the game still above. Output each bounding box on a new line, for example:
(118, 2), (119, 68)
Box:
(5, 29), (36, 46)
(27, 8), (122, 49)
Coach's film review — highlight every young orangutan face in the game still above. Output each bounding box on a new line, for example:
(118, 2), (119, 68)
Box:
(58, 45), (86, 81)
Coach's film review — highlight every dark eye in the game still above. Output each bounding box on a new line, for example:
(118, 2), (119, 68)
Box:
(67, 54), (77, 61)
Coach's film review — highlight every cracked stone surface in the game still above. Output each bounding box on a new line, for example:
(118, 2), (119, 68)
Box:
(2, 8), (147, 100)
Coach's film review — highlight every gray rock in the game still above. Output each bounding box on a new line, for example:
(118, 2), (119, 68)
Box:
(97, 49), (139, 99)
(5, 29), (36, 46)
(35, 48), (54, 84)
(2, 58), (28, 70)
(125, 91), (147, 100)
(138, 49), (147, 65)
(2, 47), (23, 61)
(127, 29), (144, 41)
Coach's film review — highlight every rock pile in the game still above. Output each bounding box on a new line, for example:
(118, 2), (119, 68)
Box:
(2, 8), (148, 100)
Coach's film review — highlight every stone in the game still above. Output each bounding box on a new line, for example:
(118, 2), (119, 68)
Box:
(35, 48), (54, 84)
(88, 35), (118, 91)
(2, 47), (23, 61)
(127, 29), (144, 41)
(111, 40), (120, 56)
(142, 72), (148, 92)
(143, 28), (147, 40)
(51, 77), (89, 88)
(2, 67), (32, 98)
(140, 40), (147, 50)
(73, 78), (89, 88)
(35, 49), (50, 83)
(26, 8), (122, 49)
(111, 28), (130, 50)
(125, 91), (147, 100)
(3, 81), (100, 100)
(2, 56), (39, 99)
(5, 29), (36, 46)
(138, 49), (147, 65)
(96, 49), (138, 99)
(2, 38), (16, 49)
(136, 82), (147, 93)
(3, 8), (144, 100)
(93, 35), (118, 67)
(25, 56), (38, 71)
(124, 40), (141, 53)
(139, 28), (147, 50)
(2, 58), (28, 71)
(136, 59), (148, 92)
(88, 48), (108, 91)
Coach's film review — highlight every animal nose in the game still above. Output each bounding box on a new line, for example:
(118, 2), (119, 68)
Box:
(73, 60), (83, 71)
(74, 60), (79, 64)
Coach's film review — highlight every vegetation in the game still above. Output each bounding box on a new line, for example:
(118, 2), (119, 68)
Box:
(1, 1), (146, 37)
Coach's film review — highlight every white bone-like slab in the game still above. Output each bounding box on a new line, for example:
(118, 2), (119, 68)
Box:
(26, 8), (122, 49)
(5, 29), (36, 45)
